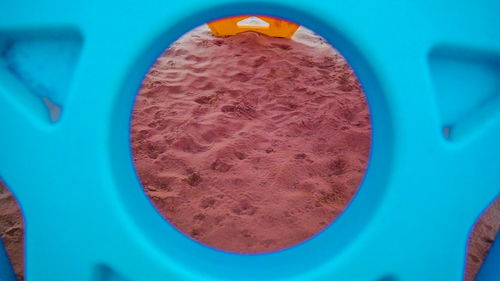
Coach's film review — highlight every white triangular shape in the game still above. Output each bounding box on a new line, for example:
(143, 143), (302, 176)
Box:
(237, 16), (270, 28)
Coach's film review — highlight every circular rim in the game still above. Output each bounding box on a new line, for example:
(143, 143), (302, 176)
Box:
(109, 2), (394, 279)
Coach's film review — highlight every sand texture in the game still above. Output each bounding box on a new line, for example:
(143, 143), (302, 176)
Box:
(465, 199), (500, 281)
(131, 26), (371, 253)
(0, 183), (23, 280)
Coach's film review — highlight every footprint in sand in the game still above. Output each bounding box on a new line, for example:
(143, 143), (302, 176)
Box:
(211, 159), (232, 173)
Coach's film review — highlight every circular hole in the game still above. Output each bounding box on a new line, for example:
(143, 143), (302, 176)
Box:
(131, 16), (371, 253)
(0, 181), (24, 280)
(465, 196), (500, 281)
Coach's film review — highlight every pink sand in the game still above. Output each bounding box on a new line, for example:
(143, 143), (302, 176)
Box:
(131, 26), (370, 253)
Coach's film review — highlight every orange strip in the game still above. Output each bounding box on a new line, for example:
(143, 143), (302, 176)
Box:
(207, 15), (300, 38)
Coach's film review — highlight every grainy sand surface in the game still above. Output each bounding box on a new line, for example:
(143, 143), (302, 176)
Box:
(0, 183), (23, 280)
(0, 25), (497, 281)
(465, 199), (500, 281)
(131, 26), (370, 253)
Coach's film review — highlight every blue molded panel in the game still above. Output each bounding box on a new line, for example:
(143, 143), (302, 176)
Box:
(0, 1), (498, 281)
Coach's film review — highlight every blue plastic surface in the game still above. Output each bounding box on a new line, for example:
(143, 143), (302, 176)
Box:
(0, 0), (499, 280)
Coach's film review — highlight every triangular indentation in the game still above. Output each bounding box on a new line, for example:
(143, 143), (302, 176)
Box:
(0, 30), (82, 122)
(429, 48), (500, 141)
(237, 16), (270, 28)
